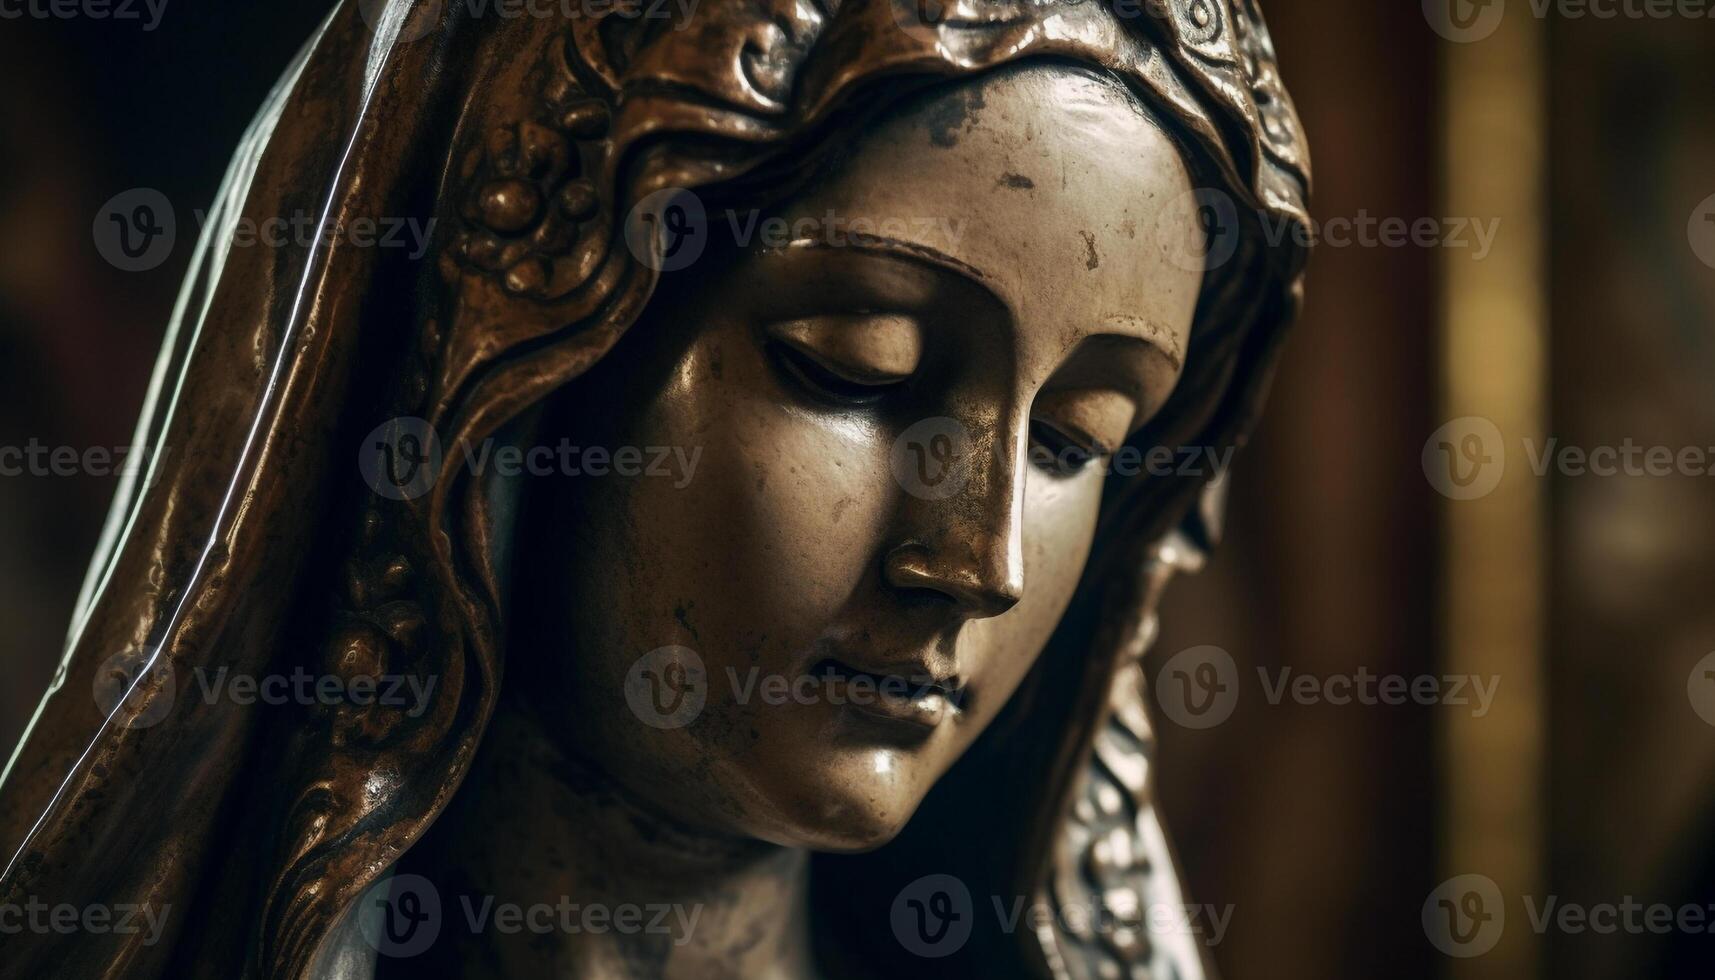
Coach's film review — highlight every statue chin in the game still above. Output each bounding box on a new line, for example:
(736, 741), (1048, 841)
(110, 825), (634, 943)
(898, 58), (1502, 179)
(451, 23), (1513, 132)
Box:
(740, 771), (922, 855)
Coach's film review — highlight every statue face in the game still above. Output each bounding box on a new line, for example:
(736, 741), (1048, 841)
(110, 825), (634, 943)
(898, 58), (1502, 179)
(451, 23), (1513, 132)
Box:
(519, 65), (1201, 850)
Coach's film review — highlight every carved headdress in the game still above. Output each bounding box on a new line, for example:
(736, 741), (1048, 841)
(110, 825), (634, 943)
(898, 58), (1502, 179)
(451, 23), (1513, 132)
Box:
(0, 1), (1309, 977)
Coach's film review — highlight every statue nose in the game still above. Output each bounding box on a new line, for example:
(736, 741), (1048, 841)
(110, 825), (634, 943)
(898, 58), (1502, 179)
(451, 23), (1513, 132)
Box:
(884, 539), (1024, 619)
(878, 418), (1022, 617)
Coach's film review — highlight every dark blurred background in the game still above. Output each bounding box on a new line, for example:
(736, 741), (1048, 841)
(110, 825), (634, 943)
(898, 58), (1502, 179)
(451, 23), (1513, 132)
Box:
(1, 3), (1712, 979)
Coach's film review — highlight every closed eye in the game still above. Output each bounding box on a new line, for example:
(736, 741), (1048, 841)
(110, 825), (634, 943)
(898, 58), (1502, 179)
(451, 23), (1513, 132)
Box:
(1028, 419), (1112, 477)
(761, 313), (921, 406)
(768, 340), (904, 405)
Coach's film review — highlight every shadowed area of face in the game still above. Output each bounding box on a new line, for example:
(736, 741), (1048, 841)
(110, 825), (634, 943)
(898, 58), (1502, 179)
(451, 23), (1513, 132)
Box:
(517, 63), (1203, 851)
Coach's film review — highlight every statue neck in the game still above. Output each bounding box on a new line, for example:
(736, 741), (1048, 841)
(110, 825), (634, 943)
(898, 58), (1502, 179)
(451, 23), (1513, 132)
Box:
(391, 700), (817, 979)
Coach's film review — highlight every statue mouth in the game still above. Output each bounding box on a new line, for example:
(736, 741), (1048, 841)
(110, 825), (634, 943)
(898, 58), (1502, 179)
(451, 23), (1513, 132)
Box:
(809, 657), (967, 734)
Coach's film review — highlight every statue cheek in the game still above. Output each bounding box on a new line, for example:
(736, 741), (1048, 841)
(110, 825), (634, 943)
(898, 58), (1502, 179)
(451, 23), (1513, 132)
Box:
(1016, 472), (1103, 632)
(724, 415), (895, 601)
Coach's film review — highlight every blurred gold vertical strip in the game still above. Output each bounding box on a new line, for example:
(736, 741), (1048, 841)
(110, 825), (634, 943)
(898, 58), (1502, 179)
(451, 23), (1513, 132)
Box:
(1439, 6), (1547, 980)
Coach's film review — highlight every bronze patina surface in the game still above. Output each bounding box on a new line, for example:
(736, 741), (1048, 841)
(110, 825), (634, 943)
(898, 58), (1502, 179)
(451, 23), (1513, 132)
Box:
(0, 1), (1308, 977)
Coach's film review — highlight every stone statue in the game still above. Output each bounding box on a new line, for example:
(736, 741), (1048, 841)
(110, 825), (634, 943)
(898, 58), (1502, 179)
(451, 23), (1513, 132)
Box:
(0, 1), (1309, 977)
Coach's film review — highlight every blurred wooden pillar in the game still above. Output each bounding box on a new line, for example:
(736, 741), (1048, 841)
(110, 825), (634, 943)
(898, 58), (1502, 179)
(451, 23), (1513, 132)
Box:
(1546, 14), (1715, 980)
(1438, 5), (1548, 980)
(1155, 2), (1440, 979)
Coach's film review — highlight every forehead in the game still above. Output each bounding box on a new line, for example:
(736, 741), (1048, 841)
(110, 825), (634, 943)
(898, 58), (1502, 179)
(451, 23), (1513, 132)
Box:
(773, 65), (1203, 372)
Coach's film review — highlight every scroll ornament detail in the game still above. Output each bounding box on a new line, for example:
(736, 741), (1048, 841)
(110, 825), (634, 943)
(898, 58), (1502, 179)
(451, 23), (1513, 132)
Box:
(1045, 532), (1211, 980)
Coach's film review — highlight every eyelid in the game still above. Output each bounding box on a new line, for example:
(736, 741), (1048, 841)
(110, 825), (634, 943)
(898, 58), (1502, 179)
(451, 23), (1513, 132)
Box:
(762, 314), (923, 384)
(1032, 388), (1137, 458)
(1032, 417), (1114, 458)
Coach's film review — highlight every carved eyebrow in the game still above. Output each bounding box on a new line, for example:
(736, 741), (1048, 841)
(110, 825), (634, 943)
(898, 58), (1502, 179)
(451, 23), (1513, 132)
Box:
(768, 236), (990, 285)
(752, 239), (1185, 417)
(777, 244), (1186, 375)
(1093, 314), (1186, 371)
(1051, 331), (1186, 433)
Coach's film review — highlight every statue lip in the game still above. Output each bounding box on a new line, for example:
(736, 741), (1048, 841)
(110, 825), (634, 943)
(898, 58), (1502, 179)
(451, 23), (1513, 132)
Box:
(809, 656), (967, 734)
